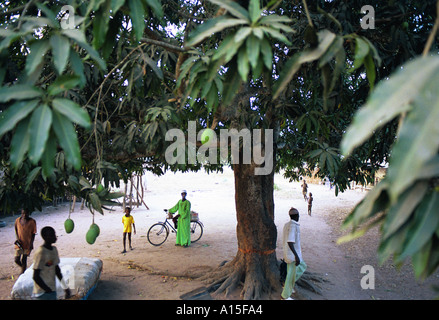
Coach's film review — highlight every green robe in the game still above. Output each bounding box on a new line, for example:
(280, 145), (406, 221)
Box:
(169, 199), (191, 246)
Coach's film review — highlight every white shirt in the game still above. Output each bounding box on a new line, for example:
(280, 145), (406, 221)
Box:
(32, 245), (60, 296)
(282, 220), (302, 264)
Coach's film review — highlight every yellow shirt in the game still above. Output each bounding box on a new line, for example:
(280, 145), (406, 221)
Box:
(122, 215), (135, 233)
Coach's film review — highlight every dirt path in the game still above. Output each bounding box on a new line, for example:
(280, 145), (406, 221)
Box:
(0, 168), (437, 300)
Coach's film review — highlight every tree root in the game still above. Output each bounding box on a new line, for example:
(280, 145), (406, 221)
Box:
(199, 257), (330, 300)
(296, 271), (329, 295)
(199, 252), (280, 300)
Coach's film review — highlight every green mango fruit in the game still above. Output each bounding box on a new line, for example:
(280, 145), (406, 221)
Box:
(96, 184), (104, 193)
(201, 128), (215, 145)
(90, 223), (100, 237)
(64, 219), (74, 234)
(86, 226), (98, 244)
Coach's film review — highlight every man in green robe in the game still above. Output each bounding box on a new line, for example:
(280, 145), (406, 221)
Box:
(169, 190), (191, 247)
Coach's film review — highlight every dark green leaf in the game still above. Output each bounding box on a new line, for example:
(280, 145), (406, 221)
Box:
(259, 37), (272, 70)
(252, 27), (264, 39)
(259, 15), (292, 25)
(318, 35), (344, 68)
(362, 36), (382, 67)
(399, 192), (439, 260)
(412, 239), (432, 280)
(0, 85), (43, 103)
(143, 56), (164, 79)
(382, 181), (429, 240)
(200, 78), (213, 99)
(41, 132), (57, 178)
(212, 33), (244, 64)
(92, 0), (111, 49)
(52, 110), (82, 170)
(111, 0), (126, 13)
(186, 17), (247, 48)
(205, 84), (218, 112)
(28, 104), (53, 164)
(349, 36), (369, 73)
(105, 191), (125, 199)
(378, 221), (410, 264)
(222, 61), (242, 106)
(61, 29), (87, 44)
(208, 0), (250, 20)
(342, 181), (389, 230)
(25, 40), (50, 76)
(0, 32), (24, 52)
(76, 40), (107, 70)
(47, 75), (81, 96)
(248, 0), (261, 23)
(307, 149), (323, 158)
(69, 49), (86, 87)
(50, 34), (70, 75)
(10, 117), (31, 169)
(386, 71), (439, 202)
(234, 26), (252, 43)
(424, 237), (439, 277)
(145, 0), (164, 18)
(417, 155), (439, 180)
(36, 2), (59, 27)
(52, 98), (91, 129)
(25, 167), (41, 192)
(246, 34), (260, 69)
(0, 99), (39, 138)
(273, 29), (336, 99)
(79, 176), (92, 189)
(338, 215), (385, 244)
(237, 47), (250, 81)
(261, 21), (294, 33)
(341, 56), (439, 157)
(363, 53), (376, 90)
(319, 152), (327, 171)
(129, 0), (145, 41)
(259, 26), (291, 45)
(88, 192), (103, 214)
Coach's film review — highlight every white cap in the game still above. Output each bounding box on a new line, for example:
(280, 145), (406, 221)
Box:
(181, 190), (187, 194)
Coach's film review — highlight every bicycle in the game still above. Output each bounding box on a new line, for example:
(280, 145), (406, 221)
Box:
(147, 209), (204, 246)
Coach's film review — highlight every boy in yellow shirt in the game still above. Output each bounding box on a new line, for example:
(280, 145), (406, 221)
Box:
(122, 207), (136, 253)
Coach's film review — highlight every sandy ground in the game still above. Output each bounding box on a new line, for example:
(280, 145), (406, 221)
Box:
(0, 168), (438, 300)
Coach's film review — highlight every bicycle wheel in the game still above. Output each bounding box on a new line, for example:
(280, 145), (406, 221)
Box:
(190, 221), (203, 243)
(147, 223), (169, 246)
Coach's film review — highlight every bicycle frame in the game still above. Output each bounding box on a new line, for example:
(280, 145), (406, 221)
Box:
(158, 216), (204, 232)
(162, 218), (176, 233)
(162, 209), (204, 230)
(147, 209), (204, 246)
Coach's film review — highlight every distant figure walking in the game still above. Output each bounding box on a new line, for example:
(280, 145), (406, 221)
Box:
(301, 180), (308, 201)
(308, 192), (313, 216)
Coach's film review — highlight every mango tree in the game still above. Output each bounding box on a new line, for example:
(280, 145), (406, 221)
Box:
(0, 0), (437, 298)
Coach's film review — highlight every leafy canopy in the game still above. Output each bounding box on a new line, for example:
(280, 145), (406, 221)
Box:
(0, 0), (438, 279)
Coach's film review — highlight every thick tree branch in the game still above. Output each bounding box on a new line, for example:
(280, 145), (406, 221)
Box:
(139, 37), (186, 53)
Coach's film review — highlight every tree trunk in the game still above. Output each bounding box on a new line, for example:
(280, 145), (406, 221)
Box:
(206, 161), (280, 299)
(198, 105), (281, 299)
